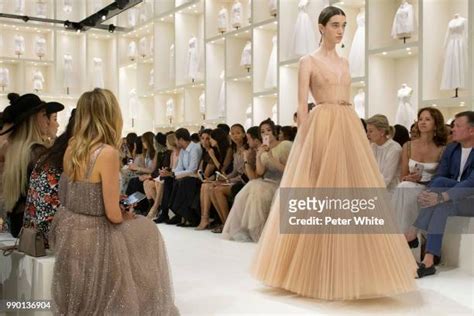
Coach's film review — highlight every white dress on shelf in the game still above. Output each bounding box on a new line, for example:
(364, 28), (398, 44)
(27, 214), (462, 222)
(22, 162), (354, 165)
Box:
(35, 36), (47, 59)
(271, 104), (277, 122)
(349, 10), (365, 78)
(166, 99), (175, 121)
(245, 105), (252, 129)
(149, 68), (154, 87)
(240, 41), (252, 67)
(392, 159), (439, 233)
(169, 44), (175, 80)
(186, 36), (199, 80)
(199, 92), (206, 116)
(36, 0), (48, 18)
(139, 37), (148, 58)
(128, 89), (139, 121)
(291, 0), (317, 58)
(395, 85), (416, 130)
(0, 68), (10, 88)
(128, 8), (138, 27)
(63, 54), (73, 88)
(128, 41), (137, 61)
(15, 0), (25, 15)
(33, 70), (45, 91)
(391, 2), (416, 39)
(217, 8), (229, 33)
(268, 0), (277, 16)
(440, 16), (468, 90)
(217, 71), (226, 118)
(353, 90), (365, 118)
(231, 0), (243, 29)
(14, 35), (25, 56)
(63, 0), (72, 14)
(93, 57), (104, 88)
(264, 36), (277, 89)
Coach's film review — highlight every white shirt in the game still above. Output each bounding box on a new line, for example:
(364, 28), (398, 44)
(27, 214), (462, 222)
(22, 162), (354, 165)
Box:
(458, 147), (472, 181)
(371, 139), (402, 192)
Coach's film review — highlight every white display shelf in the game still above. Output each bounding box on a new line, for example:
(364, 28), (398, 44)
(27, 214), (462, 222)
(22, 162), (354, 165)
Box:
(206, 0), (250, 40)
(0, 26), (55, 61)
(154, 19), (175, 90)
(155, 0), (175, 15)
(253, 0), (275, 24)
(253, 20), (277, 94)
(0, 0), (54, 19)
(225, 29), (252, 78)
(55, 0), (86, 22)
(253, 94), (278, 124)
(423, 97), (471, 109)
(226, 73), (252, 82)
(226, 80), (251, 125)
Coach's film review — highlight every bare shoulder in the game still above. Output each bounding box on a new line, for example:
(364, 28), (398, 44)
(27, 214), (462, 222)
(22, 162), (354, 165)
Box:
(96, 145), (119, 162)
(299, 55), (313, 68)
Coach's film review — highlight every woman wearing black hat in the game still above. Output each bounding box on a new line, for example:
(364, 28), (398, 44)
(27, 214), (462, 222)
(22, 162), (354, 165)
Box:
(1, 93), (64, 238)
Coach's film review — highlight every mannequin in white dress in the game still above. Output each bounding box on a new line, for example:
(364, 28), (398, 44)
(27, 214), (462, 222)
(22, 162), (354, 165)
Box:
(218, 7), (229, 33)
(63, 53), (73, 93)
(33, 70), (45, 92)
(93, 57), (104, 88)
(139, 37), (148, 58)
(0, 68), (10, 91)
(240, 41), (252, 71)
(140, 0), (152, 24)
(271, 104), (278, 122)
(395, 83), (416, 130)
(128, 41), (137, 61)
(265, 35), (277, 89)
(15, 0), (25, 15)
(349, 8), (365, 77)
(291, 0), (317, 58)
(166, 98), (175, 124)
(440, 14), (468, 97)
(36, 0), (48, 18)
(391, 0), (416, 42)
(129, 89), (139, 127)
(231, 0), (243, 29)
(35, 36), (47, 59)
(187, 36), (199, 81)
(245, 105), (252, 129)
(199, 92), (206, 119)
(268, 0), (277, 17)
(169, 44), (175, 81)
(217, 70), (226, 117)
(149, 68), (154, 88)
(63, 0), (72, 14)
(128, 7), (138, 27)
(14, 35), (25, 57)
(353, 89), (365, 118)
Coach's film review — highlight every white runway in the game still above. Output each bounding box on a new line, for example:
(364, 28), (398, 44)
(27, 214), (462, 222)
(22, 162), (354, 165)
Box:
(160, 224), (474, 315)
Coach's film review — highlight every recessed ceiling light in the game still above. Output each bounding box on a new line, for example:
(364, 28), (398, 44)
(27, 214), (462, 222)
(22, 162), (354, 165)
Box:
(382, 52), (387, 55)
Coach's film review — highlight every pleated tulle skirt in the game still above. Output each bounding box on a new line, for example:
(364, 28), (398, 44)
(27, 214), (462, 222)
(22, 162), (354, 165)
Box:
(251, 104), (417, 300)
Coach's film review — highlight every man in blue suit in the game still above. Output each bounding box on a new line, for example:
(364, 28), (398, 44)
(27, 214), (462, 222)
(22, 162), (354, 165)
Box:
(407, 111), (474, 278)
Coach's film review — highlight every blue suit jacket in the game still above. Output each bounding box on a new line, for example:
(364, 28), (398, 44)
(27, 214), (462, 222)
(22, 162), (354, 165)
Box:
(430, 142), (474, 200)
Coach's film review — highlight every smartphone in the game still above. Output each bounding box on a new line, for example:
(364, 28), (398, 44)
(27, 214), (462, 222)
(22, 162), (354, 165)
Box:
(263, 135), (270, 147)
(414, 163), (424, 175)
(215, 171), (228, 181)
(124, 192), (146, 206)
(198, 170), (205, 181)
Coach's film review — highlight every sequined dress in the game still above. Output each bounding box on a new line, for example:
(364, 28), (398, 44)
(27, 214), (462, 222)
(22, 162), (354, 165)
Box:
(49, 147), (179, 315)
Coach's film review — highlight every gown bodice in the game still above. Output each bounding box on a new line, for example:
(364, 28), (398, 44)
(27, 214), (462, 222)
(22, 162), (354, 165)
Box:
(308, 55), (352, 105)
(446, 17), (467, 40)
(408, 159), (438, 183)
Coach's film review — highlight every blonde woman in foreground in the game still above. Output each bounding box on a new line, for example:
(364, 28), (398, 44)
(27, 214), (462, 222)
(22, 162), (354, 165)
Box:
(49, 88), (179, 315)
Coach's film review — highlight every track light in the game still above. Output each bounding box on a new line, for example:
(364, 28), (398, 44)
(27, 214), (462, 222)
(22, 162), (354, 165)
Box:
(102, 15), (107, 21)
(64, 20), (72, 29)
(108, 24), (116, 33)
(22, 16), (30, 22)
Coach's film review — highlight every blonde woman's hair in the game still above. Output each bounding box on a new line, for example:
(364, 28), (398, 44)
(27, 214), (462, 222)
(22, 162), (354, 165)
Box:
(67, 88), (123, 181)
(2, 115), (44, 211)
(166, 133), (177, 150)
(366, 114), (395, 138)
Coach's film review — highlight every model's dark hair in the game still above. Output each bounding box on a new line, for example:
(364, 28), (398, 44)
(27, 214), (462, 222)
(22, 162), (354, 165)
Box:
(455, 111), (474, 127)
(319, 6), (346, 27)
(246, 126), (261, 142)
(37, 109), (76, 170)
(414, 107), (448, 147)
(210, 128), (230, 166)
(175, 128), (191, 141)
(230, 123), (248, 152)
(259, 118), (277, 137)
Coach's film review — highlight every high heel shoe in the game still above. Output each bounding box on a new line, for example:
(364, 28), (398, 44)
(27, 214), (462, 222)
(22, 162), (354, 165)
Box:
(146, 206), (159, 220)
(407, 237), (419, 249)
(195, 216), (210, 230)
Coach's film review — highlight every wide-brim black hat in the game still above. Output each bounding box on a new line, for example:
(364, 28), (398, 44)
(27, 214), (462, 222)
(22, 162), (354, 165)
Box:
(0, 93), (65, 136)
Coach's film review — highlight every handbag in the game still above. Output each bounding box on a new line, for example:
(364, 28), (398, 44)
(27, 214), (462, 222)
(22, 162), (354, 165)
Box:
(18, 226), (46, 257)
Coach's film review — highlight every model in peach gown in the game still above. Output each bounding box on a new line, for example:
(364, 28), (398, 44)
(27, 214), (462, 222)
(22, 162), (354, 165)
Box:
(251, 53), (418, 300)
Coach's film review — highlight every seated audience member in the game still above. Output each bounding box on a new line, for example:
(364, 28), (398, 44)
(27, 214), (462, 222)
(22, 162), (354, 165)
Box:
(217, 123), (231, 136)
(222, 119), (292, 242)
(407, 111), (474, 278)
(279, 125), (297, 142)
(0, 112), (12, 222)
(145, 133), (180, 219)
(197, 125), (243, 230)
(191, 133), (200, 144)
(155, 132), (168, 168)
(129, 131), (157, 174)
(23, 110), (76, 246)
(1, 93), (64, 237)
(393, 124), (411, 147)
(210, 125), (260, 233)
(366, 114), (401, 193)
(198, 129), (218, 179)
(446, 124), (454, 144)
(164, 128), (202, 226)
(393, 108), (447, 234)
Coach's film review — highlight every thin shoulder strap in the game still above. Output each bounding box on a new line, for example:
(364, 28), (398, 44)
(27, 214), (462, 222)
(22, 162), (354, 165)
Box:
(86, 145), (106, 180)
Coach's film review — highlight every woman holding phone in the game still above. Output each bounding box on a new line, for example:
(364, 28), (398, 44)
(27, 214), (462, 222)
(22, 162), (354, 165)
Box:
(222, 119), (292, 242)
(393, 107), (447, 236)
